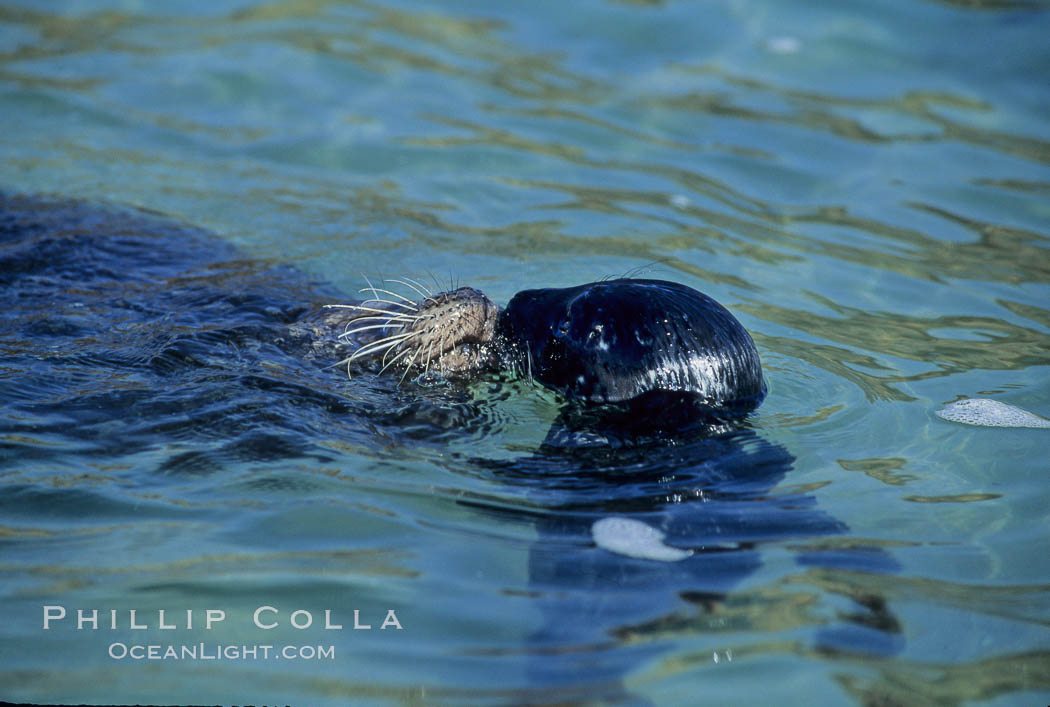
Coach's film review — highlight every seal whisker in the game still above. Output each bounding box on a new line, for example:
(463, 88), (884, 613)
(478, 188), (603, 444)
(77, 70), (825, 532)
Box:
(356, 287), (419, 310)
(380, 334), (414, 366)
(325, 303), (423, 320)
(363, 273), (400, 303)
(397, 344), (425, 385)
(327, 339), (410, 378)
(425, 270), (443, 298)
(347, 332), (416, 362)
(402, 276), (433, 297)
(423, 339), (436, 376)
(377, 346), (414, 376)
(324, 354), (357, 371)
(361, 273), (381, 302)
(339, 322), (406, 339)
(340, 314), (415, 326)
(438, 331), (450, 371)
(355, 296), (419, 312)
(343, 312), (400, 338)
(384, 278), (433, 303)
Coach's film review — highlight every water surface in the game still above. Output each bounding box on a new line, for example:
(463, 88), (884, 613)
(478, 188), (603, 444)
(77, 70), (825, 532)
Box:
(1, 0), (1049, 704)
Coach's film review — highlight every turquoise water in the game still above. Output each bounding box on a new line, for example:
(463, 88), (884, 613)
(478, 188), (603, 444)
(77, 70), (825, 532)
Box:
(2, 0), (1049, 704)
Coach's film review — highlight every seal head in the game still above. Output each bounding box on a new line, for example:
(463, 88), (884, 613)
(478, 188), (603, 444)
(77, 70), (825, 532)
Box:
(497, 279), (765, 414)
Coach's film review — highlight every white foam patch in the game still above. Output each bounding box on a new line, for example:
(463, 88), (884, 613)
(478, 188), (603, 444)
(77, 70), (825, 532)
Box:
(592, 517), (693, 562)
(936, 398), (1050, 429)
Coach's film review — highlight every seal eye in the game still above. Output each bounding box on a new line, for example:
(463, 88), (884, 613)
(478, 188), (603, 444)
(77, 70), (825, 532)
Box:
(556, 318), (571, 337)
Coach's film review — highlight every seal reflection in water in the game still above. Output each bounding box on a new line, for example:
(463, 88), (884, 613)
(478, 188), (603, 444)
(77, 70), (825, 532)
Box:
(330, 278), (766, 430)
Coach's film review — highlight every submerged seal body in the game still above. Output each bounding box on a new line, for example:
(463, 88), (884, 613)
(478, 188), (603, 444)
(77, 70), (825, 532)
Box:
(338, 278), (765, 419)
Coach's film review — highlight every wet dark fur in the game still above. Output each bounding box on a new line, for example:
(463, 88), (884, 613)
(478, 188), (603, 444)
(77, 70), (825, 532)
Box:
(497, 279), (765, 413)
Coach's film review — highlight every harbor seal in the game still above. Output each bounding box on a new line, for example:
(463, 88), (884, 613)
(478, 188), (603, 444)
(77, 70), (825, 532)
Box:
(327, 278), (765, 421)
(0, 192), (764, 431)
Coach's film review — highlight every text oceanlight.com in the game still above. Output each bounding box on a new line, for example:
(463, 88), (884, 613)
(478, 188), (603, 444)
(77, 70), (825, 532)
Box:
(107, 643), (335, 661)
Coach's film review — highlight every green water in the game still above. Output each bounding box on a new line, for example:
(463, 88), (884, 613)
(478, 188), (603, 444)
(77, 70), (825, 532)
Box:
(1, 0), (1049, 704)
